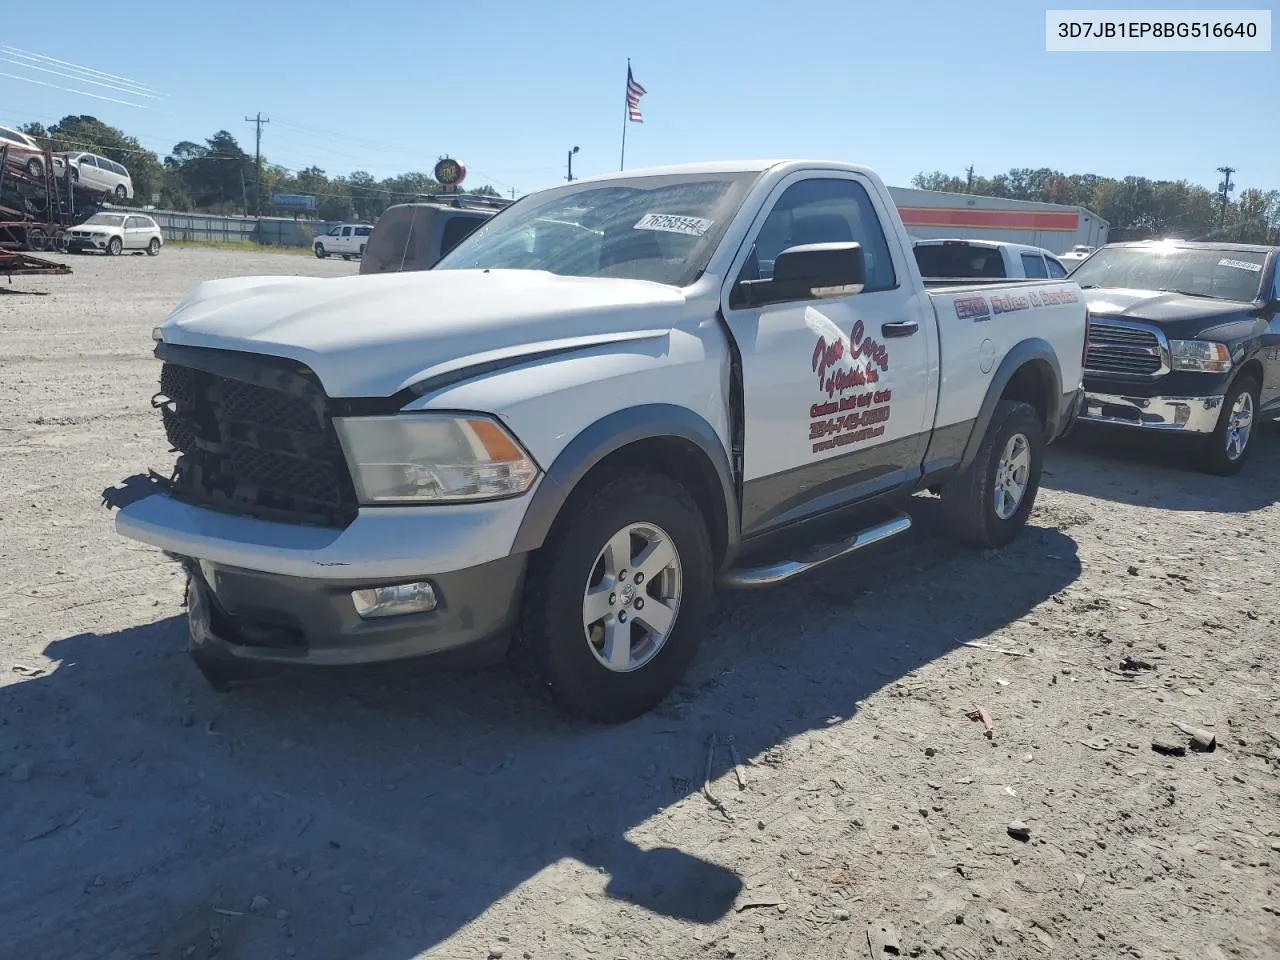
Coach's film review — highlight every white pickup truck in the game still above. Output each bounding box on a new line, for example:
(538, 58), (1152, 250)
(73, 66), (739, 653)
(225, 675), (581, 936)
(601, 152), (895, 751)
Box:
(914, 239), (1070, 281)
(106, 160), (1087, 722)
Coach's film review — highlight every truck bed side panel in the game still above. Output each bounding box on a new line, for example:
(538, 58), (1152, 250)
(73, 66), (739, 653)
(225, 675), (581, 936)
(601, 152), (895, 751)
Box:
(929, 280), (1086, 431)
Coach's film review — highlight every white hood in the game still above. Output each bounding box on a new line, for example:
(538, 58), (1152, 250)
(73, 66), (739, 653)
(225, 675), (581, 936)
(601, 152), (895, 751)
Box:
(157, 269), (690, 397)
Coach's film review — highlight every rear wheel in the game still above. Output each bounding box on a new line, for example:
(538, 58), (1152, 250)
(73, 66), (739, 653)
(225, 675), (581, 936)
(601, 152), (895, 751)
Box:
(1198, 375), (1259, 476)
(25, 226), (47, 252)
(114, 184), (127, 201)
(107, 236), (122, 256)
(25, 156), (43, 179)
(517, 471), (713, 723)
(941, 400), (1044, 548)
(147, 237), (161, 256)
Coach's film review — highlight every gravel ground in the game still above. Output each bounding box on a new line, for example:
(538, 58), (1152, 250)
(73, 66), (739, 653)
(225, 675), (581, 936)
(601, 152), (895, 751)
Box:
(1, 249), (1278, 960)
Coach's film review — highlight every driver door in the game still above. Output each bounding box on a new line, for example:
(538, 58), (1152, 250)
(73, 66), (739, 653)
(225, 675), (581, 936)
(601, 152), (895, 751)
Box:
(719, 172), (937, 535)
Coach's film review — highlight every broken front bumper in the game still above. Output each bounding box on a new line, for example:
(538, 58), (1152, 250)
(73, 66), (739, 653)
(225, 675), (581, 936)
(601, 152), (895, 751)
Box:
(185, 554), (524, 668)
(1080, 392), (1224, 435)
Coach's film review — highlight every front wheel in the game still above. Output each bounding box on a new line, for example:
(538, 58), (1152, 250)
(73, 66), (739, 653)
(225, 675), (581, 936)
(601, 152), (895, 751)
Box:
(114, 184), (127, 201)
(1198, 376), (1259, 476)
(517, 471), (713, 723)
(941, 400), (1044, 548)
(107, 236), (122, 256)
(314, 243), (326, 259)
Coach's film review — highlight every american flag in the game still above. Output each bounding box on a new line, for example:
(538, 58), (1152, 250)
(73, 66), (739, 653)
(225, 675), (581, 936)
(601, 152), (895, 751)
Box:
(626, 65), (646, 123)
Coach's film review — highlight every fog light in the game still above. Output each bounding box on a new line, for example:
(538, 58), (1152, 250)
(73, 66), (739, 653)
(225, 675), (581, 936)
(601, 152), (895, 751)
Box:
(351, 581), (437, 619)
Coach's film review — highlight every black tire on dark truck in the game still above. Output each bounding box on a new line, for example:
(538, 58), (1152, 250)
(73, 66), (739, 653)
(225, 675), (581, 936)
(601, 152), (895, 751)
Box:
(517, 470), (713, 723)
(941, 400), (1044, 548)
(1198, 375), (1260, 477)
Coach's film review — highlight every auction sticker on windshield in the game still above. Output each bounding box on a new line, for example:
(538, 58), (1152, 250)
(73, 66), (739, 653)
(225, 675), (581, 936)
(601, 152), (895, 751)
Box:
(1219, 258), (1263, 272)
(634, 214), (713, 237)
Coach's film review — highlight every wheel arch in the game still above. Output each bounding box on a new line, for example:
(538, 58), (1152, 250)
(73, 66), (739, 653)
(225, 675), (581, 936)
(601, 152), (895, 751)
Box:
(510, 404), (739, 570)
(960, 339), (1063, 470)
(1232, 356), (1263, 392)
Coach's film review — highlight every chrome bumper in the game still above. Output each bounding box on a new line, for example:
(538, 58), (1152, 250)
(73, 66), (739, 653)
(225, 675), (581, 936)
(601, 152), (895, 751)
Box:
(1081, 392), (1223, 434)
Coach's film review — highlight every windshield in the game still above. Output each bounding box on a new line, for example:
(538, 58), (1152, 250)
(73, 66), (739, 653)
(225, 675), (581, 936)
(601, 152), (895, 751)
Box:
(434, 172), (759, 286)
(1071, 245), (1267, 302)
(85, 214), (125, 227)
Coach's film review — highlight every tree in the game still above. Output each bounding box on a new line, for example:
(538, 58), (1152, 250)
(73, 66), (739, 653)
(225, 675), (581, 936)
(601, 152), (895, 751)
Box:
(166, 131), (254, 213)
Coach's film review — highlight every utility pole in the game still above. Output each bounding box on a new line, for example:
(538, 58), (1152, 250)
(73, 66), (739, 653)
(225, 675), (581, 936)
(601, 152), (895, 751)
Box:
(244, 112), (270, 217)
(965, 165), (975, 192)
(1216, 165), (1235, 231)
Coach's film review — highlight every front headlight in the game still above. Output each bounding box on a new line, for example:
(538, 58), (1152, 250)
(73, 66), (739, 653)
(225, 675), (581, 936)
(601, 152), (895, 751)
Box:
(1169, 339), (1232, 374)
(333, 414), (539, 504)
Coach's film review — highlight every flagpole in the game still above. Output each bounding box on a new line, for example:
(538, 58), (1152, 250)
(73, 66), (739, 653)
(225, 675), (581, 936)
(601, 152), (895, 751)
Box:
(619, 58), (630, 171)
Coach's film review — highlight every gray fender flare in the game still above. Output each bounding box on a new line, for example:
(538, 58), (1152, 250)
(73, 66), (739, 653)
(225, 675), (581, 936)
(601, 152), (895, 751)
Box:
(509, 404), (740, 561)
(960, 338), (1064, 469)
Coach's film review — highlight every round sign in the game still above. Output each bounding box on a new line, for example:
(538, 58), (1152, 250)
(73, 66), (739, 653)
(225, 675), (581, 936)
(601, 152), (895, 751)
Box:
(434, 157), (466, 187)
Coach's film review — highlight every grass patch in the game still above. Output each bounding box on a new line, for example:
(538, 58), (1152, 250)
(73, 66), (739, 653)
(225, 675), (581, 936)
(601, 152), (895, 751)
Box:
(166, 239), (315, 256)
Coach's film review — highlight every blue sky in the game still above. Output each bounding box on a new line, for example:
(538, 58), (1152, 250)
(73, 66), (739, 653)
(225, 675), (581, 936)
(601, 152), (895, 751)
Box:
(2, 1), (1276, 198)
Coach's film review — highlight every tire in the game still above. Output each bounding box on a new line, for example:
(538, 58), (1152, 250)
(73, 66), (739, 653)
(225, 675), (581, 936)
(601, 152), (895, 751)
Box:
(69, 167), (79, 183)
(147, 237), (161, 256)
(341, 254), (351, 261)
(1197, 375), (1259, 476)
(358, 244), (366, 258)
(941, 400), (1044, 548)
(25, 227), (46, 252)
(114, 184), (127, 201)
(107, 236), (122, 256)
(314, 244), (326, 259)
(517, 471), (714, 723)
(25, 157), (43, 179)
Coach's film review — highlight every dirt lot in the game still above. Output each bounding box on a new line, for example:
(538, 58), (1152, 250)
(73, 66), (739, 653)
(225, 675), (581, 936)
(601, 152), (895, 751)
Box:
(2, 249), (1278, 960)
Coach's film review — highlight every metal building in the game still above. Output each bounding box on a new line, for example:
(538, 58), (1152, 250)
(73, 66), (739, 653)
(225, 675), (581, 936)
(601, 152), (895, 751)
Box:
(887, 186), (1109, 254)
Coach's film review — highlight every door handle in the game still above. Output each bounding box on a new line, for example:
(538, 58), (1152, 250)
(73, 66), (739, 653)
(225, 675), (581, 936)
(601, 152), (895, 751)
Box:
(881, 320), (919, 338)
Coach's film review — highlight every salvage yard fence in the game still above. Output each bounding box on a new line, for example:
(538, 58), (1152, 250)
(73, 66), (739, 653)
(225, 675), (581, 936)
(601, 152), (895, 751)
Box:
(145, 210), (343, 248)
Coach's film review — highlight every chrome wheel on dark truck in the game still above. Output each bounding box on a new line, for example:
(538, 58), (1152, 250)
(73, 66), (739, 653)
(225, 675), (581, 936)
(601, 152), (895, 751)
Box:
(1199, 376), (1259, 476)
(517, 471), (712, 723)
(941, 401), (1044, 548)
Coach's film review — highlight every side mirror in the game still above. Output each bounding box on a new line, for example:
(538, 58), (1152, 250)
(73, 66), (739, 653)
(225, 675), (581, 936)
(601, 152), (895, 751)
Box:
(737, 242), (865, 307)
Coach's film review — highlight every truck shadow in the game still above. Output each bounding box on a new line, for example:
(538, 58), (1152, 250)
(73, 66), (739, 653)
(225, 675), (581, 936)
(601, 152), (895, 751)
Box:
(1043, 423), (1280, 512)
(1, 503), (1081, 960)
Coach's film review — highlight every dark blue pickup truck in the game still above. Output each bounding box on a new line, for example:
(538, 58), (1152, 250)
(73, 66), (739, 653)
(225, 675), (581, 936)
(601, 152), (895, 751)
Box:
(1074, 240), (1280, 474)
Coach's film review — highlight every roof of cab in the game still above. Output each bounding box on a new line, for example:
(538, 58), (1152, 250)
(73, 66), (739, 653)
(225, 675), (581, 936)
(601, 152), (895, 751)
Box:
(566, 159), (880, 185)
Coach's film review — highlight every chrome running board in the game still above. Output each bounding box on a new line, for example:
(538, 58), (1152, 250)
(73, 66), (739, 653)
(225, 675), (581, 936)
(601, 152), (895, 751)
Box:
(719, 513), (912, 588)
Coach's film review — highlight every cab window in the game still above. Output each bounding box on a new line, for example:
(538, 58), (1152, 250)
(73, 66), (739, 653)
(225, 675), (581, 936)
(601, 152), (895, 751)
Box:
(1020, 253), (1049, 279)
(440, 214), (486, 257)
(740, 178), (897, 292)
(1046, 256), (1067, 278)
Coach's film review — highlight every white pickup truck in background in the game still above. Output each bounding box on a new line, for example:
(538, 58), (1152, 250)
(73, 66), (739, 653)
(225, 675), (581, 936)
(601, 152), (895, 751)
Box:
(106, 160), (1088, 722)
(914, 238), (1070, 281)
